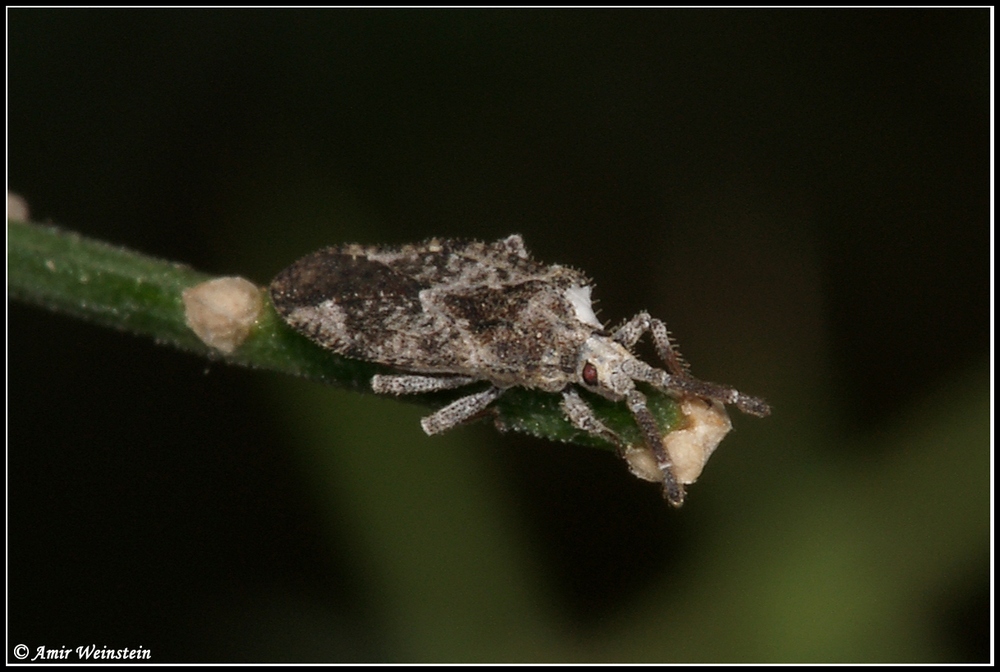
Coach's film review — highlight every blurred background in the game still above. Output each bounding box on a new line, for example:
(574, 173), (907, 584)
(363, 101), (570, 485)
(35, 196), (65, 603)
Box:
(8, 10), (989, 662)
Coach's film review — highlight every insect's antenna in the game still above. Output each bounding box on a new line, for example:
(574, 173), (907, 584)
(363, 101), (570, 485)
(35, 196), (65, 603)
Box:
(625, 390), (685, 507)
(667, 376), (772, 417)
(626, 357), (771, 418)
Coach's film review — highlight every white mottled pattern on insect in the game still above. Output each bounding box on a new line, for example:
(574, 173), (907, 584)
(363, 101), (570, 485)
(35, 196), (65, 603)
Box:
(270, 234), (770, 507)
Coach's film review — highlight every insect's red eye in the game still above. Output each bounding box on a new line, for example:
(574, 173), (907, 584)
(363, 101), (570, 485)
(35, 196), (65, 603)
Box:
(582, 362), (599, 386)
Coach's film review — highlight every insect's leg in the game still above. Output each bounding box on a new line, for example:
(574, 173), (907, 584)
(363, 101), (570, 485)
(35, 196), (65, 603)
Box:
(562, 390), (666, 486)
(420, 386), (504, 436)
(612, 312), (689, 376)
(560, 389), (626, 457)
(563, 387), (684, 505)
(624, 388), (686, 507)
(371, 374), (477, 395)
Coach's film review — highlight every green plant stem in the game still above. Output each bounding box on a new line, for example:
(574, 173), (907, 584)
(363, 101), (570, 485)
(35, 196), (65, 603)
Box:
(8, 217), (682, 448)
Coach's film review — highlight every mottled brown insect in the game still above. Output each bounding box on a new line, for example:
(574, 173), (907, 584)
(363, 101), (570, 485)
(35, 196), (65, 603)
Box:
(270, 234), (770, 506)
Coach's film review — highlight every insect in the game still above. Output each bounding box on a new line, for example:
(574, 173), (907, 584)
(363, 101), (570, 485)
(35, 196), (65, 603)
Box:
(269, 234), (770, 506)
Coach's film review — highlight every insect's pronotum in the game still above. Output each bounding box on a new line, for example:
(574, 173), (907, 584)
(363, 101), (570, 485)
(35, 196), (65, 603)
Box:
(269, 234), (770, 506)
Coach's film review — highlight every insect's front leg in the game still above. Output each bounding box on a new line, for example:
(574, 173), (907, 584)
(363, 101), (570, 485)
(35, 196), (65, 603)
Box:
(560, 389), (626, 457)
(561, 388), (685, 507)
(612, 312), (689, 376)
(624, 388), (685, 506)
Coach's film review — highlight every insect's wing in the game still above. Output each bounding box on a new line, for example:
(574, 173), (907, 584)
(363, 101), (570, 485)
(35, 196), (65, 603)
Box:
(270, 249), (427, 362)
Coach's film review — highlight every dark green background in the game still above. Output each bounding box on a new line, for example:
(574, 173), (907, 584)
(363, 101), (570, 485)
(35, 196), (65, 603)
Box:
(8, 9), (989, 662)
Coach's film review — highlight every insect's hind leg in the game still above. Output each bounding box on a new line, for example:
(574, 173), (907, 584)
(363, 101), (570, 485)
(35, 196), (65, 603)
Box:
(420, 386), (504, 435)
(372, 373), (502, 436)
(371, 373), (477, 395)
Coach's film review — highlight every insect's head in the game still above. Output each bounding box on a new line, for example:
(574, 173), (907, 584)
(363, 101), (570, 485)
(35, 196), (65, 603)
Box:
(576, 335), (638, 400)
